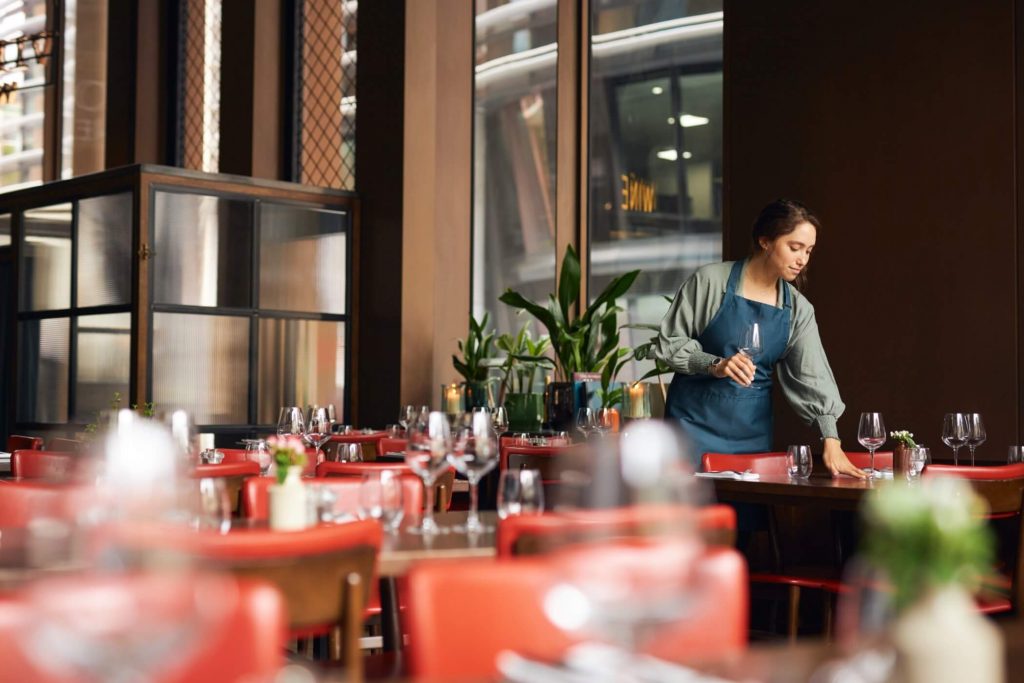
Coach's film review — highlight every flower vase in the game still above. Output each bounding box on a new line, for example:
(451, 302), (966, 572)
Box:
(890, 585), (1003, 683)
(504, 393), (544, 432)
(269, 466), (308, 531)
(894, 443), (908, 478)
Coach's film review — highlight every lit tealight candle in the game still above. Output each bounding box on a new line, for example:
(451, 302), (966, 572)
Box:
(446, 384), (462, 414)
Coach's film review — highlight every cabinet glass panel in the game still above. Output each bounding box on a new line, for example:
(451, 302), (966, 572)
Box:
(0, 214), (10, 247)
(20, 204), (73, 311)
(152, 312), (250, 425)
(74, 313), (131, 422)
(257, 318), (346, 424)
(153, 192), (253, 307)
(258, 204), (346, 314)
(77, 193), (133, 307)
(17, 317), (70, 423)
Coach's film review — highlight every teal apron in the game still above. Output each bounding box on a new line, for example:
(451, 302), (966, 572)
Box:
(666, 259), (792, 470)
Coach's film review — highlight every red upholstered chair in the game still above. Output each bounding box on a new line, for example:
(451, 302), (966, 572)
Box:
(10, 450), (76, 480)
(0, 482), (82, 527)
(499, 441), (592, 508)
(214, 448), (254, 464)
(326, 432), (388, 461)
(379, 437), (408, 454)
(405, 540), (747, 679)
(846, 451), (893, 471)
(701, 451), (788, 475)
(46, 437), (83, 453)
(6, 435), (43, 452)
(242, 474), (423, 522)
(923, 462), (1024, 614)
(317, 460), (454, 512)
(0, 574), (287, 683)
(497, 504), (738, 557)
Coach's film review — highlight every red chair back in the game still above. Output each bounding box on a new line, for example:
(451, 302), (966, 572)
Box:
(326, 432), (387, 461)
(317, 460), (454, 511)
(10, 450), (76, 480)
(702, 452), (789, 475)
(379, 437), (408, 454)
(0, 482), (78, 527)
(214, 448), (253, 464)
(6, 435), (43, 452)
(497, 504), (737, 557)
(192, 461), (260, 479)
(0, 575), (286, 683)
(846, 451), (893, 470)
(241, 474), (423, 521)
(405, 540), (747, 678)
(47, 437), (82, 453)
(500, 442), (591, 507)
(925, 463), (1024, 480)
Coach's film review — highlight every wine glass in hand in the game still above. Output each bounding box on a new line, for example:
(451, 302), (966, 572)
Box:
(941, 413), (969, 466)
(737, 322), (762, 388)
(965, 413), (986, 466)
(857, 412), (886, 477)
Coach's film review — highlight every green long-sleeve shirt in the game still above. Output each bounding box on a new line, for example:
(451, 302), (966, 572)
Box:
(655, 260), (844, 441)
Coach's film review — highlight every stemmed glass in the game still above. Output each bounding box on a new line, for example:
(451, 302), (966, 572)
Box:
(450, 411), (499, 533)
(359, 470), (405, 532)
(596, 407), (617, 436)
(941, 413), (969, 465)
(242, 439), (272, 475)
(491, 406), (509, 435)
(405, 411), (453, 535)
(575, 407), (596, 441)
(738, 322), (762, 388)
(398, 405), (416, 433)
(303, 407), (332, 464)
(277, 406), (304, 438)
(857, 412), (886, 477)
(965, 413), (986, 466)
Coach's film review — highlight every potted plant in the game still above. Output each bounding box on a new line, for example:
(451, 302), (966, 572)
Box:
(625, 294), (677, 408)
(495, 321), (552, 432)
(499, 245), (639, 430)
(889, 429), (917, 477)
(267, 435), (309, 531)
(861, 478), (1001, 683)
(595, 347), (631, 432)
(452, 312), (498, 409)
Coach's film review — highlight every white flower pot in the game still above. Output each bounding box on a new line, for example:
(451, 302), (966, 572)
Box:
(269, 466), (308, 531)
(891, 585), (1003, 683)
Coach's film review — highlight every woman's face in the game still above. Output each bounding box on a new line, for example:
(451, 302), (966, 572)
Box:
(760, 221), (817, 282)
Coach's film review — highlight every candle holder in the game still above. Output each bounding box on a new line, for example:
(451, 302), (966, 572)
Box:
(440, 383), (465, 418)
(623, 381), (652, 419)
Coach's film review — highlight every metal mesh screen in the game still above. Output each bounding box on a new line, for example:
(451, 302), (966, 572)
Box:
(181, 0), (221, 172)
(299, 0), (356, 190)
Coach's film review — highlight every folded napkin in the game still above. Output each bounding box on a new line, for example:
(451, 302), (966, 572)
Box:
(498, 643), (736, 683)
(694, 470), (760, 481)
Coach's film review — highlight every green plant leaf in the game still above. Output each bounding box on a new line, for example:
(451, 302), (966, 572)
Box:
(557, 244), (581, 322)
(581, 269), (640, 327)
(499, 289), (558, 338)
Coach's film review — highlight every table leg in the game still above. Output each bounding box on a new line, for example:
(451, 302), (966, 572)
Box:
(380, 577), (403, 651)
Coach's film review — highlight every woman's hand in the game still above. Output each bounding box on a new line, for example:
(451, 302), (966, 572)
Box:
(709, 352), (757, 386)
(822, 438), (867, 479)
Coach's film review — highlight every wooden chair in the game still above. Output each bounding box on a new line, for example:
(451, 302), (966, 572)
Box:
(0, 574), (287, 683)
(6, 435), (43, 452)
(497, 503), (737, 557)
(405, 539), (747, 679)
(10, 450), (76, 480)
(316, 460), (454, 512)
(924, 463), (1024, 614)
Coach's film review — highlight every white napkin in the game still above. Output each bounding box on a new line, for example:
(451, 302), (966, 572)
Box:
(694, 470), (760, 481)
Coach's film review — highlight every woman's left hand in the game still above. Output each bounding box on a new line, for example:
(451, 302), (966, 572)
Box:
(822, 438), (867, 479)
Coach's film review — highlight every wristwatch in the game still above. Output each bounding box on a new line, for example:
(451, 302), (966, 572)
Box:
(708, 357), (723, 375)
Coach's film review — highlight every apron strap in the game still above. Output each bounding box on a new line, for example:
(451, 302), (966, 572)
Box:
(781, 279), (792, 309)
(725, 260), (744, 295)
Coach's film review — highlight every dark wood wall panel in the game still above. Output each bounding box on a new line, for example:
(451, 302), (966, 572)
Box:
(725, 0), (1018, 460)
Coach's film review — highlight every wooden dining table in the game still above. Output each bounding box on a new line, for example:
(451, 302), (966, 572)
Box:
(708, 472), (877, 511)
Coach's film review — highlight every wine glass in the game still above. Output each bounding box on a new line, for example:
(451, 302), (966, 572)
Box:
(906, 446), (929, 481)
(941, 413), (969, 465)
(450, 411), (499, 533)
(596, 407), (617, 436)
(857, 412), (886, 477)
(491, 406), (509, 435)
(277, 406), (304, 438)
(405, 411), (453, 535)
(195, 478), (232, 534)
(242, 439), (272, 475)
(965, 413), (986, 466)
(303, 407), (332, 464)
(738, 322), (762, 388)
(497, 469), (544, 519)
(359, 470), (405, 532)
(575, 407), (596, 441)
(1009, 446), (1024, 464)
(398, 405), (416, 433)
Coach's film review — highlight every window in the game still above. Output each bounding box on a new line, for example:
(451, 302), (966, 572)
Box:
(0, 1), (48, 190)
(588, 0), (723, 379)
(472, 0), (559, 333)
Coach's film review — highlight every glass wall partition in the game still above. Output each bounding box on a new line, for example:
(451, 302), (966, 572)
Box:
(5, 165), (356, 443)
(588, 0), (723, 380)
(472, 0), (559, 333)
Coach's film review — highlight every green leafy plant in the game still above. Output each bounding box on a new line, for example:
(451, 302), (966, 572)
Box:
(453, 313), (498, 383)
(499, 245), (639, 382)
(495, 321), (553, 403)
(890, 430), (917, 447)
(862, 478), (994, 611)
(267, 435), (309, 484)
(83, 392), (155, 436)
(596, 347), (632, 410)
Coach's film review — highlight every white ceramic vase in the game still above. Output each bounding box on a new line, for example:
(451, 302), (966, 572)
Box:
(269, 466), (307, 531)
(890, 585), (1003, 683)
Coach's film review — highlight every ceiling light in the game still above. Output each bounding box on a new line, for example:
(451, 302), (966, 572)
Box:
(682, 151), (693, 159)
(651, 86), (663, 95)
(679, 114), (709, 127)
(656, 149), (677, 161)
(666, 117), (675, 125)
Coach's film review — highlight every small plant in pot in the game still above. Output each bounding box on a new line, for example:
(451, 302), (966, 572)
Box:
(495, 321), (552, 432)
(453, 312), (498, 409)
(499, 244), (639, 430)
(890, 429), (916, 477)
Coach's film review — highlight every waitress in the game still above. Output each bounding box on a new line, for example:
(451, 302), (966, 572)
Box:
(657, 199), (864, 479)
